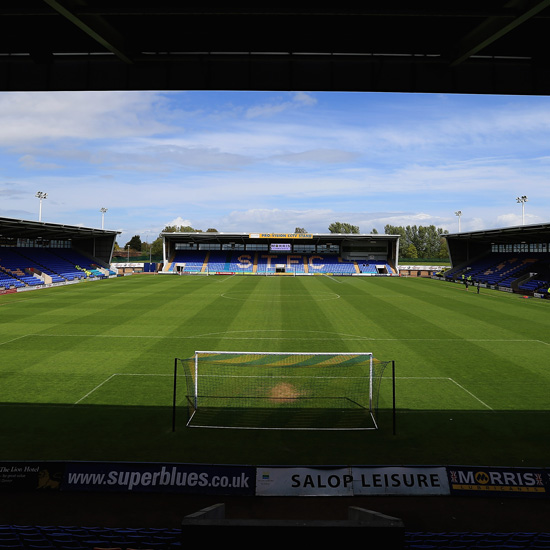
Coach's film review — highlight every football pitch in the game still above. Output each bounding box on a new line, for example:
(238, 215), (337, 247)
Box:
(1, 273), (549, 467)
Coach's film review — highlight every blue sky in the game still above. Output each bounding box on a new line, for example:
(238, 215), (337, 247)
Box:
(1, 90), (549, 245)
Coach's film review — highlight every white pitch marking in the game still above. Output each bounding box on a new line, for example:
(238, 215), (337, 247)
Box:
(449, 377), (493, 410)
(0, 335), (29, 346)
(73, 372), (180, 405)
(4, 333), (549, 346)
(74, 374), (117, 405)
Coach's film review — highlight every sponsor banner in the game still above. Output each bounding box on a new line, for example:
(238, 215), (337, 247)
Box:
(0, 462), (65, 491)
(250, 233), (313, 239)
(256, 466), (449, 496)
(447, 466), (549, 497)
(256, 467), (354, 496)
(353, 466), (450, 496)
(62, 463), (255, 496)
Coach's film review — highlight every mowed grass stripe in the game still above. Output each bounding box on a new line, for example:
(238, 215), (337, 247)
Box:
(0, 274), (549, 466)
(329, 277), (550, 410)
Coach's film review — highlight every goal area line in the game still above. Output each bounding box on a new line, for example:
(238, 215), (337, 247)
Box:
(71, 363), (491, 430)
(185, 409), (379, 431)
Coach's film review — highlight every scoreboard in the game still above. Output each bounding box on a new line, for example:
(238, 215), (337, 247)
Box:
(270, 243), (291, 252)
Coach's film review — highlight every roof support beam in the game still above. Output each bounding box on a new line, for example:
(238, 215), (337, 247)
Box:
(448, 0), (550, 67)
(43, 0), (135, 63)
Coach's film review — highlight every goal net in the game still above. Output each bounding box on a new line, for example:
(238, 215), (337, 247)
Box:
(175, 351), (391, 430)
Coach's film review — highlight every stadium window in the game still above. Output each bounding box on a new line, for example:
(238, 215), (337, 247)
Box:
(498, 244), (513, 253)
(49, 239), (70, 248)
(294, 244), (316, 253)
(363, 245), (388, 252)
(513, 243), (529, 253)
(222, 243), (244, 250)
(246, 244), (268, 251)
(198, 243), (221, 250)
(317, 244), (339, 254)
(530, 242), (548, 253)
(0, 237), (17, 247)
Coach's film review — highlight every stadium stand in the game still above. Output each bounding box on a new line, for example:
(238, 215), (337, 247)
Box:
(0, 271), (25, 290)
(0, 249), (45, 288)
(0, 524), (549, 549)
(52, 249), (114, 279)
(166, 250), (391, 276)
(17, 248), (85, 282)
(0, 524), (182, 549)
(307, 255), (356, 274)
(404, 530), (550, 549)
(444, 253), (550, 294)
(254, 253), (274, 274)
(357, 259), (394, 275)
(519, 278), (550, 295)
(0, 247), (114, 289)
(227, 252), (255, 273)
(204, 251), (227, 273)
(170, 251), (207, 273)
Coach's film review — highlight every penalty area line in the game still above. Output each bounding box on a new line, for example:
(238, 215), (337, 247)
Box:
(74, 374), (117, 405)
(73, 372), (177, 405)
(449, 377), (493, 410)
(12, 334), (550, 346)
(381, 376), (494, 411)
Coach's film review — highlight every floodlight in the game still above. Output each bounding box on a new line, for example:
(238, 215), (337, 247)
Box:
(35, 191), (47, 221)
(100, 207), (108, 229)
(516, 196), (528, 225)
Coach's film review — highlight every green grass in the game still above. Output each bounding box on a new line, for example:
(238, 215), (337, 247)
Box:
(1, 273), (549, 467)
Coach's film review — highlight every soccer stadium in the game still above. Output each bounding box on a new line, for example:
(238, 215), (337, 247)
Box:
(2, 4), (550, 550)
(2, 213), (550, 543)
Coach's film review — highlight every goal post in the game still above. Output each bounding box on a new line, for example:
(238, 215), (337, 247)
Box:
(173, 351), (393, 431)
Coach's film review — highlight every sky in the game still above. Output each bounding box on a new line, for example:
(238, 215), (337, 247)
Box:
(1, 89), (549, 245)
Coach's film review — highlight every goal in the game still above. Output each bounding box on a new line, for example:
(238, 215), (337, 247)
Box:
(174, 351), (392, 430)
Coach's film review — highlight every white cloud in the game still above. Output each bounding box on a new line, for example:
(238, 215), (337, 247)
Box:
(19, 154), (62, 170)
(244, 92), (317, 119)
(271, 149), (360, 165)
(166, 216), (193, 229)
(0, 91), (171, 145)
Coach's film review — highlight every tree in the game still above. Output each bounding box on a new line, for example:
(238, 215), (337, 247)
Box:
(404, 243), (418, 258)
(162, 224), (201, 233)
(125, 235), (142, 251)
(294, 227), (307, 233)
(384, 224), (449, 260)
(328, 222), (359, 234)
(384, 225), (406, 240)
(150, 237), (163, 257)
